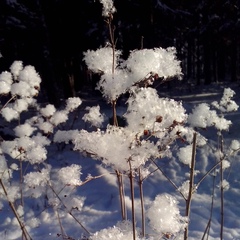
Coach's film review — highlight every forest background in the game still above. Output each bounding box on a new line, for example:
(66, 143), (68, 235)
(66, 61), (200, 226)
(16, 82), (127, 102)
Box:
(0, 0), (240, 104)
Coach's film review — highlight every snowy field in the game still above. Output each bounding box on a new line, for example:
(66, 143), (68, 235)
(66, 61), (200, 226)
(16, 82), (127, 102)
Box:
(0, 79), (240, 240)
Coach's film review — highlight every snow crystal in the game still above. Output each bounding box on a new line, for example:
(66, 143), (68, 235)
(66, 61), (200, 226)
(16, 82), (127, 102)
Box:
(53, 130), (79, 144)
(221, 160), (230, 170)
(0, 71), (12, 84)
(63, 196), (85, 212)
(9, 61), (23, 79)
(58, 164), (82, 186)
(188, 103), (232, 131)
(82, 105), (105, 127)
(0, 155), (8, 174)
(24, 168), (50, 187)
(125, 87), (187, 133)
(11, 81), (31, 97)
(178, 180), (190, 199)
(38, 121), (54, 134)
(222, 179), (230, 191)
(146, 193), (187, 234)
(0, 80), (11, 94)
(14, 123), (36, 137)
(74, 126), (158, 171)
(1, 107), (19, 121)
(17, 136), (35, 151)
(26, 145), (47, 164)
(32, 134), (51, 146)
(18, 65), (41, 88)
(13, 99), (29, 113)
(1, 140), (19, 159)
(99, 0), (116, 17)
(188, 103), (212, 128)
(177, 145), (193, 167)
(90, 220), (140, 240)
(7, 186), (20, 202)
(50, 110), (68, 126)
(40, 104), (56, 118)
(10, 163), (19, 171)
(83, 47), (121, 74)
(212, 88), (239, 112)
(96, 69), (132, 101)
(124, 47), (182, 81)
(65, 97), (82, 112)
(230, 140), (240, 151)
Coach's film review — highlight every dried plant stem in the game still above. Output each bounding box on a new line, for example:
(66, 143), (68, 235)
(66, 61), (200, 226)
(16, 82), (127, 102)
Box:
(184, 132), (197, 240)
(116, 170), (127, 220)
(0, 94), (17, 112)
(219, 134), (224, 240)
(0, 179), (32, 240)
(48, 183), (90, 235)
(201, 169), (216, 240)
(151, 159), (186, 200)
(138, 167), (145, 237)
(56, 209), (65, 239)
(128, 161), (136, 240)
(19, 159), (24, 207)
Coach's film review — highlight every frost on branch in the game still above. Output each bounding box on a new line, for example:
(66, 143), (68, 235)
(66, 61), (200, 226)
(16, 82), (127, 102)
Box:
(177, 145), (193, 167)
(90, 220), (141, 240)
(125, 87), (187, 133)
(82, 105), (105, 127)
(24, 167), (51, 188)
(83, 47), (121, 74)
(74, 88), (189, 171)
(188, 88), (239, 131)
(74, 126), (159, 172)
(124, 47), (182, 81)
(58, 164), (82, 186)
(0, 61), (41, 121)
(212, 88), (239, 112)
(99, 0), (116, 17)
(83, 47), (182, 101)
(188, 103), (232, 131)
(146, 194), (187, 235)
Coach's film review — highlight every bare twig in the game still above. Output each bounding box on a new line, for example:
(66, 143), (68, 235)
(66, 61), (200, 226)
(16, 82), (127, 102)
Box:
(128, 160), (136, 240)
(138, 167), (145, 237)
(150, 159), (186, 200)
(219, 134), (224, 240)
(0, 179), (32, 240)
(56, 209), (66, 239)
(201, 168), (216, 240)
(184, 132), (197, 240)
(116, 170), (127, 220)
(48, 182), (90, 235)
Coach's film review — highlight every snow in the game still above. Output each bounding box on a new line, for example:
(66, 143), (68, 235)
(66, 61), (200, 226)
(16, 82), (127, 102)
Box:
(1, 1), (240, 238)
(0, 82), (239, 240)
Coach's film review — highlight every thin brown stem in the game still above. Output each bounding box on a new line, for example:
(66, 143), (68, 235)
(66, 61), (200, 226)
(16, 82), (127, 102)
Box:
(48, 182), (90, 235)
(201, 168), (216, 240)
(220, 134), (224, 240)
(0, 95), (17, 112)
(116, 170), (126, 220)
(128, 161), (136, 240)
(150, 159), (186, 200)
(0, 179), (32, 240)
(184, 132), (197, 240)
(56, 209), (65, 239)
(138, 167), (145, 237)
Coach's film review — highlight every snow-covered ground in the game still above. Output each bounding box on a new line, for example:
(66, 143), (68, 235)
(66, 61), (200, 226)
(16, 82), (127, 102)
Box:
(1, 81), (240, 240)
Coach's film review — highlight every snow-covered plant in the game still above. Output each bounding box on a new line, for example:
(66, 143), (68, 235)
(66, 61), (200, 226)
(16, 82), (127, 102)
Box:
(146, 194), (187, 236)
(0, 0), (239, 239)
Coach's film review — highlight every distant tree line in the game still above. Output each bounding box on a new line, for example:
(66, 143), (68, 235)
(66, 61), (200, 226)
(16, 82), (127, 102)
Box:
(0, 0), (239, 105)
